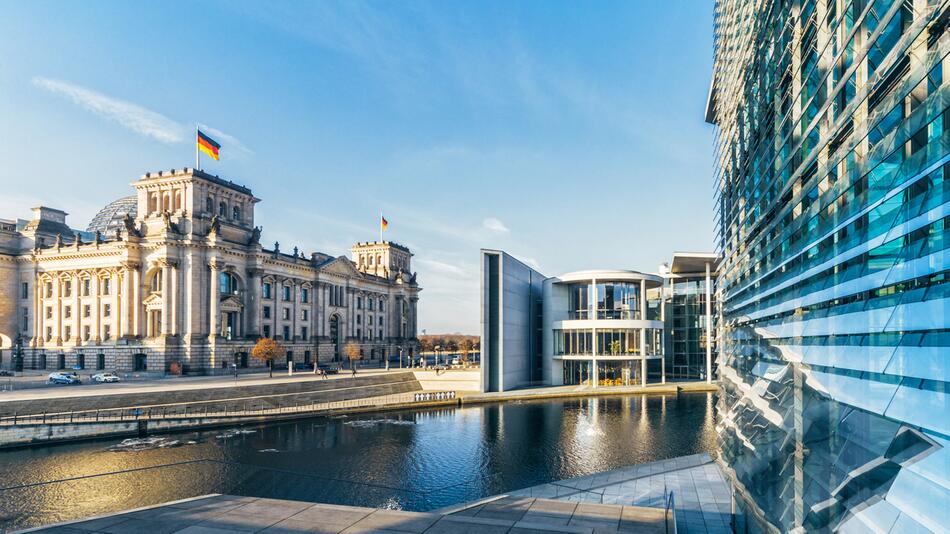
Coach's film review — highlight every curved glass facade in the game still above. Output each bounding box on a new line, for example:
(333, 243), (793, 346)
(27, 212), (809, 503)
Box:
(711, 1), (950, 532)
(85, 196), (137, 238)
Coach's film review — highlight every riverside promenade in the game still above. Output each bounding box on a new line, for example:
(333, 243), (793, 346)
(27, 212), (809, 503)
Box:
(14, 453), (731, 534)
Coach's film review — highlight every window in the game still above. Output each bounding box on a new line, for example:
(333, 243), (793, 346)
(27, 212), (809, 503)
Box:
(21, 308), (28, 332)
(64, 325), (71, 340)
(379, 317), (384, 327)
(357, 328), (361, 338)
(45, 282), (52, 298)
(83, 305), (91, 318)
(46, 307), (52, 320)
(302, 309), (308, 321)
(103, 304), (111, 317)
(232, 205), (241, 221)
(282, 326), (290, 340)
(282, 308), (290, 320)
(103, 325), (111, 341)
(263, 325), (271, 338)
(301, 327), (308, 340)
(282, 285), (291, 301)
(102, 279), (111, 295)
(21, 282), (28, 299)
(301, 288), (309, 303)
(63, 281), (72, 297)
(219, 272), (238, 295)
(206, 196), (214, 213)
(368, 298), (374, 311)
(82, 279), (90, 296)
(45, 327), (52, 342)
(357, 297), (363, 310)
(263, 306), (271, 319)
(357, 315), (362, 325)
(380, 299), (385, 312)
(83, 326), (90, 341)
(97, 353), (105, 370)
(219, 201), (227, 217)
(149, 273), (162, 293)
(369, 315), (374, 326)
(378, 329), (383, 339)
(262, 282), (272, 299)
(64, 306), (71, 319)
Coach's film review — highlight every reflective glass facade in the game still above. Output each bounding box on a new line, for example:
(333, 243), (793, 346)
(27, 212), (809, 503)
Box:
(710, 0), (950, 532)
(664, 276), (718, 380)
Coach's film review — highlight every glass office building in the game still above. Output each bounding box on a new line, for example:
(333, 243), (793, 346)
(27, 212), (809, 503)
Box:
(661, 253), (720, 381)
(709, 0), (949, 532)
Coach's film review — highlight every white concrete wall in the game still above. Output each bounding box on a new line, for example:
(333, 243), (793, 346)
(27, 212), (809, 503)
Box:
(412, 370), (480, 392)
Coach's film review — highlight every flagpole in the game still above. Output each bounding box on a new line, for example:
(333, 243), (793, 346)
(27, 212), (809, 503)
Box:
(195, 124), (200, 171)
(379, 211), (383, 243)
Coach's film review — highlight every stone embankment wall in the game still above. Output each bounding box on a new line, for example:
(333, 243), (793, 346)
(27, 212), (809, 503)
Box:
(0, 372), (421, 417)
(411, 370), (480, 392)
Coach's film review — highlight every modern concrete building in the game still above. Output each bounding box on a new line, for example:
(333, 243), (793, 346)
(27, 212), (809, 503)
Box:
(480, 250), (719, 392)
(0, 168), (421, 374)
(709, 0), (950, 532)
(480, 250), (545, 392)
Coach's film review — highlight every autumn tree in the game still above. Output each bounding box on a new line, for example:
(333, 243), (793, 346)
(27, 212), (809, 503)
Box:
(252, 337), (283, 378)
(459, 338), (473, 363)
(344, 342), (361, 370)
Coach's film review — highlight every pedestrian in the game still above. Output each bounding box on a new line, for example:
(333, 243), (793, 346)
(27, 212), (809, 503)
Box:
(351, 367), (357, 377)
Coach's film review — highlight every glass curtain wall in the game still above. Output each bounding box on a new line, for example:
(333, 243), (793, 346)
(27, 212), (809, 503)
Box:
(664, 277), (716, 379)
(595, 283), (641, 319)
(711, 0), (950, 532)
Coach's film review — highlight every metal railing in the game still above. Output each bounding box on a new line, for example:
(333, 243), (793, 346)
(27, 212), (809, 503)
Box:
(0, 390), (459, 427)
(664, 484), (677, 534)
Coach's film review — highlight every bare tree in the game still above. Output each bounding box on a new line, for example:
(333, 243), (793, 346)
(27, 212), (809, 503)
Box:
(344, 342), (361, 370)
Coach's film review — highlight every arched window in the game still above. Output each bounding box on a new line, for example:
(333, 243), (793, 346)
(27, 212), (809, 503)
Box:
(206, 196), (214, 213)
(162, 193), (170, 211)
(219, 201), (227, 217)
(219, 272), (239, 295)
(149, 194), (158, 214)
(174, 190), (182, 210)
(148, 272), (162, 293)
(232, 205), (241, 221)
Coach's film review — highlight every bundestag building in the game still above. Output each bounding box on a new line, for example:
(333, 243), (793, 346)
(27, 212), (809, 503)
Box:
(708, 0), (949, 532)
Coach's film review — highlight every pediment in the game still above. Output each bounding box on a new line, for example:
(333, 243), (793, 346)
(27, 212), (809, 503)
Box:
(143, 292), (163, 309)
(220, 294), (244, 310)
(319, 256), (362, 278)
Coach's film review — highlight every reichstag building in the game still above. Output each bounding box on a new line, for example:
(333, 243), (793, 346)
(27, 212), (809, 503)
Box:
(0, 168), (421, 374)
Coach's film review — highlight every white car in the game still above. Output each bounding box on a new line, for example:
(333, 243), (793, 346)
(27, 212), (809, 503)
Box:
(92, 372), (120, 383)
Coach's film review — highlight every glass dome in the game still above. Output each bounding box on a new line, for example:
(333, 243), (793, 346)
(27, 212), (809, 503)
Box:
(86, 196), (137, 238)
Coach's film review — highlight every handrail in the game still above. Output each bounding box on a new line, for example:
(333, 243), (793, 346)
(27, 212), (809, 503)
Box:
(664, 484), (677, 534)
(0, 391), (459, 427)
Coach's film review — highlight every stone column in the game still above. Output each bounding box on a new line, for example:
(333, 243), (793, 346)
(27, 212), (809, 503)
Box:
(209, 261), (221, 339)
(119, 266), (133, 338)
(160, 262), (172, 336)
(131, 267), (141, 337)
(291, 281), (298, 342)
(72, 273), (80, 344)
(640, 278), (647, 386)
(247, 269), (262, 337)
(52, 274), (62, 344)
(170, 261), (178, 336)
(93, 273), (101, 342)
(34, 274), (43, 347)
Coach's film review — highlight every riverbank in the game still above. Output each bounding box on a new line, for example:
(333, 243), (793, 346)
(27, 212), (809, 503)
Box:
(0, 372), (716, 449)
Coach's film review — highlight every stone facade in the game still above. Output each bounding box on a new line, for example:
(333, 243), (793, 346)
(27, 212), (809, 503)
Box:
(0, 168), (421, 374)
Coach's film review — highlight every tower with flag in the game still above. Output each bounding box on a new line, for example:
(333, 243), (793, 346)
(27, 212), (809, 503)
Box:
(380, 213), (388, 242)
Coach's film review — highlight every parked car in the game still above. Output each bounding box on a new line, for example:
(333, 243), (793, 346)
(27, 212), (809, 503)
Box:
(0, 370), (13, 377)
(48, 372), (81, 385)
(92, 372), (120, 383)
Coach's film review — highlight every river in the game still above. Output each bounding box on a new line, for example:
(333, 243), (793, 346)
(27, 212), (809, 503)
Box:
(0, 392), (716, 530)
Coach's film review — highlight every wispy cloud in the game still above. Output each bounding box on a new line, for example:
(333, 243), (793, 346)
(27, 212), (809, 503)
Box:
(32, 76), (184, 144)
(198, 123), (253, 156)
(32, 77), (250, 155)
(482, 217), (509, 233)
(416, 258), (467, 277)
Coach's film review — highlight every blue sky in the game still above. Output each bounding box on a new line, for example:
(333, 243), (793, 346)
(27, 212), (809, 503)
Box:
(0, 1), (715, 334)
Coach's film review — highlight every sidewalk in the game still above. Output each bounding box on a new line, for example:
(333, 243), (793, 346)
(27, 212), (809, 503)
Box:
(459, 380), (718, 404)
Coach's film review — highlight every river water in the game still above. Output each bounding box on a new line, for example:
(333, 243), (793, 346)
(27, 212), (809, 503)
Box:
(0, 392), (716, 530)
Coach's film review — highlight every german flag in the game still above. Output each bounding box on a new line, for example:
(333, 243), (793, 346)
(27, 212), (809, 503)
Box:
(381, 215), (388, 230)
(197, 129), (220, 161)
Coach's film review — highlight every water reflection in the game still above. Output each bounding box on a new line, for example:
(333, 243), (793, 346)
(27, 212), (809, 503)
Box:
(0, 393), (716, 530)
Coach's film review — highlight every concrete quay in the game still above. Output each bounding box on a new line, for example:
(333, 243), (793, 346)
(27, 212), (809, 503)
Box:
(15, 494), (673, 534)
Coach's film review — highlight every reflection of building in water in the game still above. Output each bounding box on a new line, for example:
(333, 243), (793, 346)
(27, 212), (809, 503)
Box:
(479, 250), (718, 392)
(0, 168), (420, 374)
